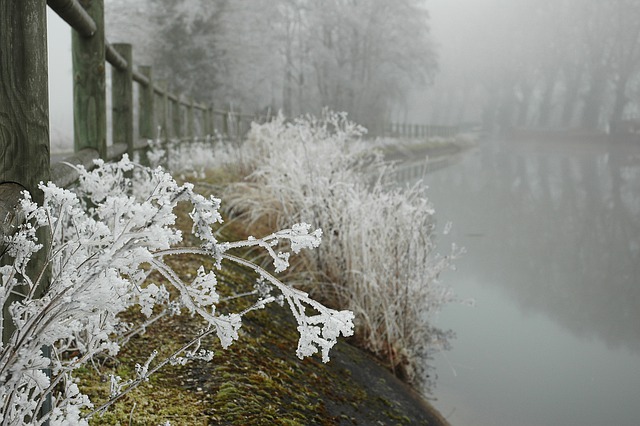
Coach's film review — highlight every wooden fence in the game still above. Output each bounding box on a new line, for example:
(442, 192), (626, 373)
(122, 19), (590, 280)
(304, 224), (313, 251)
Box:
(0, 0), (269, 351)
(386, 122), (479, 139)
(2, 0), (260, 198)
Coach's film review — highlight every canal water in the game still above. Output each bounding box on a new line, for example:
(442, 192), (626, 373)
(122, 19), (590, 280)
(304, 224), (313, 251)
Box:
(417, 136), (640, 426)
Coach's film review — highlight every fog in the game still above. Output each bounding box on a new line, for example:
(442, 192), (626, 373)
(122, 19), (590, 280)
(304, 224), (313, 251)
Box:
(415, 0), (640, 132)
(42, 1), (640, 425)
(413, 2), (640, 425)
(49, 1), (640, 140)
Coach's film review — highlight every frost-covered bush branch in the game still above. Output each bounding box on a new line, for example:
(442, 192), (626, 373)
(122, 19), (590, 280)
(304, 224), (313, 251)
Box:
(218, 111), (461, 387)
(0, 156), (353, 425)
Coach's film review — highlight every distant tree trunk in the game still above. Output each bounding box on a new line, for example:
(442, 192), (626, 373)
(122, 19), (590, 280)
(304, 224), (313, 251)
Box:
(482, 86), (501, 132)
(537, 69), (559, 128)
(497, 86), (518, 130)
(581, 68), (608, 130)
(610, 73), (631, 124)
(515, 82), (534, 128)
(561, 66), (582, 127)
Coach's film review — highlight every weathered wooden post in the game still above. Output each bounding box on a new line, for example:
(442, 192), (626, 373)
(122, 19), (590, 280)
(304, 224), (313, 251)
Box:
(138, 66), (155, 140)
(72, 0), (106, 158)
(236, 107), (243, 140)
(222, 110), (229, 139)
(172, 95), (181, 140)
(157, 81), (169, 142)
(209, 104), (216, 138)
(111, 43), (133, 157)
(187, 99), (195, 140)
(0, 0), (51, 344)
(203, 105), (211, 138)
(1, 5), (54, 420)
(205, 105), (211, 137)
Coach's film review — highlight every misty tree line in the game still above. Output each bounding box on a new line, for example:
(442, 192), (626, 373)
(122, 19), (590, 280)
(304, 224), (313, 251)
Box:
(105, 0), (436, 134)
(429, 0), (640, 133)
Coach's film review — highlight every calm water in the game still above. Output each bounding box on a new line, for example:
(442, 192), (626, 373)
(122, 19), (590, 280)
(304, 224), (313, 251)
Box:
(417, 136), (640, 426)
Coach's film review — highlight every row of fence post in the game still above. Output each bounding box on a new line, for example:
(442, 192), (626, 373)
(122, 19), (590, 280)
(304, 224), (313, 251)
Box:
(60, 0), (253, 163)
(387, 123), (461, 139)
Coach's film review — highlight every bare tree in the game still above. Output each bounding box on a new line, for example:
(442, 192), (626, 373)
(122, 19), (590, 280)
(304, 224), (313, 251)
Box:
(132, 0), (437, 128)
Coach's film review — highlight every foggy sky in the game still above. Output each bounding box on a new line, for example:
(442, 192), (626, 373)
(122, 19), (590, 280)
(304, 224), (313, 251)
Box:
(47, 9), (73, 152)
(404, 0), (504, 122)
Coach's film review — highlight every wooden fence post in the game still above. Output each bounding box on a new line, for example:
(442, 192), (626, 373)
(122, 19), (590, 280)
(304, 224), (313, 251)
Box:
(1, 0), (51, 345)
(222, 110), (229, 139)
(111, 43), (133, 157)
(158, 81), (168, 141)
(203, 105), (211, 138)
(139, 66), (155, 140)
(209, 103), (216, 137)
(172, 95), (181, 140)
(236, 108), (242, 139)
(187, 99), (194, 140)
(1, 9), (54, 418)
(72, 0), (106, 158)
(1, 0), (50, 201)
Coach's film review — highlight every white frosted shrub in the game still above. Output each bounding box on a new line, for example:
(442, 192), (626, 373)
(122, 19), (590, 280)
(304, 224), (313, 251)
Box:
(220, 112), (459, 386)
(0, 156), (353, 425)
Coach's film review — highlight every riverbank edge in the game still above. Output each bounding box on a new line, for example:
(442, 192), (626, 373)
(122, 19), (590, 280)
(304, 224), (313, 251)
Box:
(378, 134), (478, 164)
(79, 137), (471, 425)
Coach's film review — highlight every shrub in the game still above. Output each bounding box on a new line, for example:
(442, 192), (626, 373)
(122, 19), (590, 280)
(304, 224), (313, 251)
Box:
(0, 156), (353, 425)
(219, 112), (460, 386)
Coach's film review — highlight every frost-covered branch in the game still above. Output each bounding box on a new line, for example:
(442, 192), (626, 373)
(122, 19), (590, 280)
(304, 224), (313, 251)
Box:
(0, 156), (352, 425)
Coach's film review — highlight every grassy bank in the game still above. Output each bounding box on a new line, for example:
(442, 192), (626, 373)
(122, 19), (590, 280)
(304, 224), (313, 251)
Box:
(78, 174), (449, 425)
(77, 118), (471, 424)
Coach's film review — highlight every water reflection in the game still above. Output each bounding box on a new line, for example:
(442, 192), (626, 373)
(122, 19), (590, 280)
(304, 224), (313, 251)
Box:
(423, 137), (640, 355)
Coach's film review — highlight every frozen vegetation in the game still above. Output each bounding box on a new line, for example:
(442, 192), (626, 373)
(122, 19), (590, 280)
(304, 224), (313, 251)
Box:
(0, 112), (458, 424)
(206, 112), (460, 385)
(0, 156), (353, 425)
